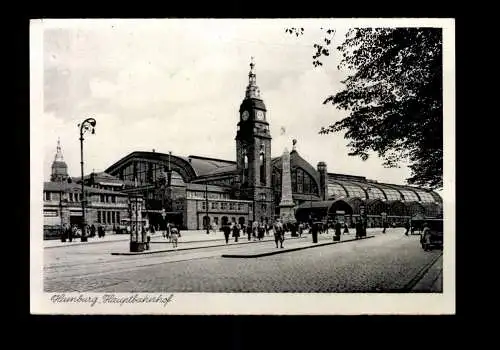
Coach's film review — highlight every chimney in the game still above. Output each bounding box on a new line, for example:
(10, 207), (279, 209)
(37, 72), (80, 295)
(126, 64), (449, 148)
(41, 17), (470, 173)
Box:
(317, 161), (328, 201)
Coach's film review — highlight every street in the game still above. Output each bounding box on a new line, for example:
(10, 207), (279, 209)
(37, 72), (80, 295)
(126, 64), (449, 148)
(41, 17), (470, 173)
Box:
(43, 228), (442, 293)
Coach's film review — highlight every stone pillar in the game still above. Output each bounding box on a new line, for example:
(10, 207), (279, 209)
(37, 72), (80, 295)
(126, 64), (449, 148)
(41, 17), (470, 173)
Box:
(317, 161), (328, 200)
(279, 148), (295, 223)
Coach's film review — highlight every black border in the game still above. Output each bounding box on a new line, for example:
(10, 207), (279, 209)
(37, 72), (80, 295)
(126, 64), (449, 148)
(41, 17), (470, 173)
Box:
(18, 12), (462, 338)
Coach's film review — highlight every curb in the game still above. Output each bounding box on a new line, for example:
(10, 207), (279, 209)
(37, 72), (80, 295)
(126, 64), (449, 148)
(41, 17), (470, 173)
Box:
(110, 236), (307, 256)
(44, 236), (131, 249)
(403, 251), (443, 292)
(221, 235), (375, 258)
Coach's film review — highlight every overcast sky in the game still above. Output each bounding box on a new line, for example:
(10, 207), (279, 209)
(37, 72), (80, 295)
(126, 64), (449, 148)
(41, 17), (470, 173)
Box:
(37, 19), (426, 186)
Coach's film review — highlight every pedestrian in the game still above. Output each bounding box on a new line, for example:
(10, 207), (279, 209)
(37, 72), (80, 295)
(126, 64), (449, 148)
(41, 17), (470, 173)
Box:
(421, 222), (431, 251)
(311, 222), (318, 243)
(334, 221), (341, 241)
(246, 222), (252, 241)
(258, 222), (265, 240)
(355, 220), (362, 239)
(404, 221), (410, 236)
(146, 229), (151, 250)
(343, 222), (349, 234)
(252, 221), (259, 241)
(273, 220), (284, 248)
(382, 221), (388, 233)
(165, 222), (171, 240)
(170, 226), (179, 248)
(232, 223), (240, 242)
(222, 224), (231, 244)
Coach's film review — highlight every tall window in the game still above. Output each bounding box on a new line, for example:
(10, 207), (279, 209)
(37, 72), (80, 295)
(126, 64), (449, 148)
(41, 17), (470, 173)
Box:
(116, 211), (120, 224)
(304, 174), (311, 193)
(243, 148), (248, 184)
(297, 169), (304, 193)
(44, 192), (51, 201)
(97, 211), (101, 223)
(111, 211), (115, 224)
(291, 168), (297, 192)
(259, 148), (266, 185)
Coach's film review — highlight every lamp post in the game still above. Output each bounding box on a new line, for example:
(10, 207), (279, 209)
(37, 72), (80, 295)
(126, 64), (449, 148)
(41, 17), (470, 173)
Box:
(78, 117), (96, 242)
(205, 182), (209, 234)
(59, 188), (67, 242)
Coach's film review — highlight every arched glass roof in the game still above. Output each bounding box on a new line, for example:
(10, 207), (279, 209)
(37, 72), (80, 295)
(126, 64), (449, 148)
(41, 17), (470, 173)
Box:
(336, 180), (367, 199)
(411, 189), (435, 203)
(378, 186), (403, 201)
(328, 182), (347, 198)
(347, 180), (386, 200)
(399, 189), (419, 202)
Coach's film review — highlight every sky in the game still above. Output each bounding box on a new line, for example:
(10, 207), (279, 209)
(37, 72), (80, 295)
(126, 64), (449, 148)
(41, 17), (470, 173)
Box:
(37, 19), (423, 187)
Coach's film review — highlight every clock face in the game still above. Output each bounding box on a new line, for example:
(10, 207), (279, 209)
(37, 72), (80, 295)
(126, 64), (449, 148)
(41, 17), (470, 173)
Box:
(242, 110), (249, 121)
(256, 110), (264, 120)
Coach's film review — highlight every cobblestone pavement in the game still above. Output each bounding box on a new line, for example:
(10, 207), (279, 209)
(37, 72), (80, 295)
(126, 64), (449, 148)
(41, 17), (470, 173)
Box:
(44, 229), (442, 293)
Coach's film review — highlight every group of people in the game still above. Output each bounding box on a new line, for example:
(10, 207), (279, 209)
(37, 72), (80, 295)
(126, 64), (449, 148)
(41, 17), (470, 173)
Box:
(218, 220), (287, 248)
(60, 223), (107, 242)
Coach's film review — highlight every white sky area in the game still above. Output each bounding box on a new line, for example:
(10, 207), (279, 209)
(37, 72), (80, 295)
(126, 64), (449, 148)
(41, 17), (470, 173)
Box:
(39, 19), (428, 187)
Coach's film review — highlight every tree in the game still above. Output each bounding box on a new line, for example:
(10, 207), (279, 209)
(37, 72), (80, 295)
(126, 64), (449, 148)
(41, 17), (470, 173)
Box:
(286, 27), (443, 189)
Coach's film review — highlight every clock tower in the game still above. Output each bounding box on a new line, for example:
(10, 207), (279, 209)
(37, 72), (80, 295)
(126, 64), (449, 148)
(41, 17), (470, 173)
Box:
(235, 58), (273, 223)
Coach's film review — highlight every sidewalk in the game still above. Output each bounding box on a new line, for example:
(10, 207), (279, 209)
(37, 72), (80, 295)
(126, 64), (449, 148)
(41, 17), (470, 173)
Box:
(45, 227), (393, 249)
(112, 229), (379, 256)
(45, 230), (232, 248)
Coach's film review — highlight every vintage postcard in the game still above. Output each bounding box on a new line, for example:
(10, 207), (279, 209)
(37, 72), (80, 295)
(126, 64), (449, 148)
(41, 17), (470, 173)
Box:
(30, 18), (455, 315)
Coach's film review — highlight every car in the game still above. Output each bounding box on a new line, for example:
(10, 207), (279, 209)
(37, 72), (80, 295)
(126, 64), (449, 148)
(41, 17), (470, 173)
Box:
(418, 219), (443, 251)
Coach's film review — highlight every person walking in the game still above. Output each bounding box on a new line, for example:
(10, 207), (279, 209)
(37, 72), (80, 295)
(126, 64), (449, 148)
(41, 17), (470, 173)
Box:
(232, 223), (240, 243)
(343, 222), (349, 235)
(421, 222), (431, 251)
(311, 222), (318, 243)
(334, 221), (341, 241)
(404, 221), (410, 236)
(355, 220), (362, 239)
(273, 220), (284, 248)
(146, 229), (151, 250)
(246, 222), (252, 241)
(222, 224), (231, 244)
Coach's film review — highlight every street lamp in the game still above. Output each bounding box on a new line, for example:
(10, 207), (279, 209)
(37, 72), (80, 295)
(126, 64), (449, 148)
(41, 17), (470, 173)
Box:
(205, 182), (209, 234)
(59, 188), (67, 242)
(78, 117), (96, 242)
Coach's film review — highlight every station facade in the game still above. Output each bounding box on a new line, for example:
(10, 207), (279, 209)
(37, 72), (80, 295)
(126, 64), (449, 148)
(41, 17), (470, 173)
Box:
(43, 60), (442, 235)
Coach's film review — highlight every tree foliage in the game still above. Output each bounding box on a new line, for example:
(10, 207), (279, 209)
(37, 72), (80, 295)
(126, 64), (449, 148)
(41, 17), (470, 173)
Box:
(286, 27), (443, 190)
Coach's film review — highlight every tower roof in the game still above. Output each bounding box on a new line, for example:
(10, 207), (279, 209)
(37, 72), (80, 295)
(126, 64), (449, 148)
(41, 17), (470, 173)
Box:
(245, 56), (261, 99)
(54, 137), (65, 163)
(51, 138), (69, 182)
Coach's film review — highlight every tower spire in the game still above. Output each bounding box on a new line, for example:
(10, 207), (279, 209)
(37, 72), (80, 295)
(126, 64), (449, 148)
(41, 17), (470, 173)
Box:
(245, 56), (261, 99)
(51, 137), (69, 182)
(54, 137), (64, 162)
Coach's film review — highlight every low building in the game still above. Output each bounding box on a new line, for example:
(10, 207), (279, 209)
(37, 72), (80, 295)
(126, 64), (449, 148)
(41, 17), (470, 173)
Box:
(43, 140), (141, 240)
